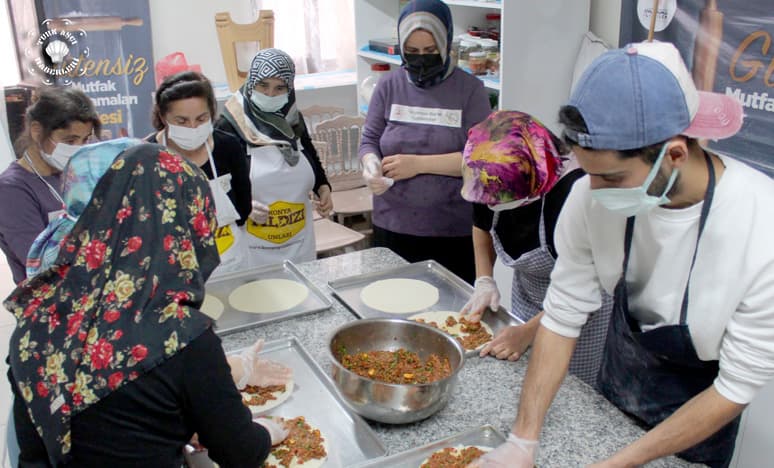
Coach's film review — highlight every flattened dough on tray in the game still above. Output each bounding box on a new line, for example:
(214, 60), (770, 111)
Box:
(359, 278), (439, 313)
(409, 311), (494, 351)
(240, 379), (294, 415)
(229, 279), (309, 314)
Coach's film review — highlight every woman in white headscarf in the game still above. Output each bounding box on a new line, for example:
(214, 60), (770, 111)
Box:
(216, 48), (333, 267)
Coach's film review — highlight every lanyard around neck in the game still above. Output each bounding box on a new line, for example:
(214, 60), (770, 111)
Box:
(23, 151), (65, 208)
(159, 132), (217, 178)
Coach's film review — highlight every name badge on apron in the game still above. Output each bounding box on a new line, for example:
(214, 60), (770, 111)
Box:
(209, 174), (240, 228)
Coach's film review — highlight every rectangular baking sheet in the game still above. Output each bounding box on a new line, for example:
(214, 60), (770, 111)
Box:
(187, 337), (386, 467)
(328, 260), (522, 356)
(350, 425), (506, 467)
(205, 260), (332, 336)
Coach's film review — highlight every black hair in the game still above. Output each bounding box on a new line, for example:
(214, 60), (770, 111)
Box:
(13, 87), (101, 157)
(152, 71), (217, 131)
(558, 105), (665, 164)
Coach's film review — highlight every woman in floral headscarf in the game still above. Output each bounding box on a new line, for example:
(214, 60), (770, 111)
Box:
(6, 144), (287, 466)
(459, 111), (612, 388)
(216, 48), (332, 267)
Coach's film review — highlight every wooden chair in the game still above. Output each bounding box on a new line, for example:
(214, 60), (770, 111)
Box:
(215, 10), (274, 92)
(300, 105), (345, 133)
(310, 115), (373, 234)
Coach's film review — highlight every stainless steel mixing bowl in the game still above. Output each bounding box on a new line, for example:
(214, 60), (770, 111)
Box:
(327, 318), (466, 424)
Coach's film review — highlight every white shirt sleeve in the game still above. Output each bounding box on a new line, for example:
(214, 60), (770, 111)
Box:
(541, 179), (604, 338)
(714, 233), (774, 404)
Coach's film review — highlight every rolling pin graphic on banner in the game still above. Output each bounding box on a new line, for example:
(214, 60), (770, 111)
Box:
(692, 0), (724, 92)
(48, 16), (143, 32)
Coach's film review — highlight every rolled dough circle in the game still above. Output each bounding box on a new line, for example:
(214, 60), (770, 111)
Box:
(360, 278), (439, 314)
(262, 418), (329, 468)
(242, 379), (294, 415)
(409, 311), (494, 351)
(228, 279), (309, 314)
(419, 445), (492, 467)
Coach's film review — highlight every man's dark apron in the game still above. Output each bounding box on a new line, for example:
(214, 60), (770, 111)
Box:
(598, 154), (740, 468)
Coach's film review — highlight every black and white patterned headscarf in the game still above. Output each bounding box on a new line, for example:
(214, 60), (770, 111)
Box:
(245, 48), (296, 98)
(222, 48), (308, 165)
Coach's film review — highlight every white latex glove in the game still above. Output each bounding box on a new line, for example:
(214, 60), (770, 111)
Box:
(362, 152), (394, 195)
(229, 339), (294, 390)
(468, 433), (538, 468)
(460, 276), (501, 323)
(249, 200), (269, 224)
(254, 417), (289, 446)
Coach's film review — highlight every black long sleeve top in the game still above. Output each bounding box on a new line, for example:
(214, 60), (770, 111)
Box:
(10, 328), (271, 468)
(147, 128), (253, 225)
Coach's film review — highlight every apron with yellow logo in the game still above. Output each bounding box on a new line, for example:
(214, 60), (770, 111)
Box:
(160, 136), (246, 278)
(244, 144), (316, 267)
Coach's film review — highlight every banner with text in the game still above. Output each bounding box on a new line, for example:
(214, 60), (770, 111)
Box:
(620, 0), (774, 176)
(26, 0), (156, 139)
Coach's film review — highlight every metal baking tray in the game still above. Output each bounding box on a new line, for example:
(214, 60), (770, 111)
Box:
(187, 337), (387, 467)
(328, 260), (522, 356)
(351, 425), (506, 467)
(205, 261), (332, 336)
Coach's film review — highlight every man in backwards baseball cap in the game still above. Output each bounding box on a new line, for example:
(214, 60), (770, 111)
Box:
(474, 41), (774, 468)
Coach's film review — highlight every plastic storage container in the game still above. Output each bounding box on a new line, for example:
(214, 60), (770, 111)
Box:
(359, 63), (391, 114)
(480, 38), (500, 76)
(458, 40), (481, 71)
(468, 51), (488, 75)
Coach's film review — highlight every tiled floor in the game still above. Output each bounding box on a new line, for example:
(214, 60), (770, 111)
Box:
(0, 256), (16, 467)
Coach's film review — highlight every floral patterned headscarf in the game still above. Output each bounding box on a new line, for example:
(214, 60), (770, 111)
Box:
(5, 143), (219, 465)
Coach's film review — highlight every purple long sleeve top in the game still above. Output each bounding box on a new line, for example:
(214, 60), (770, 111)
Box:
(0, 162), (63, 284)
(359, 67), (491, 237)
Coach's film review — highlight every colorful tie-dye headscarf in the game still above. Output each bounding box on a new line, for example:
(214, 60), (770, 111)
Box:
(26, 138), (142, 278)
(461, 111), (564, 206)
(6, 143), (219, 465)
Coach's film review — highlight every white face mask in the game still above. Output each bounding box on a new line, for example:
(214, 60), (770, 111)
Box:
(489, 196), (540, 212)
(167, 121), (212, 151)
(590, 142), (679, 217)
(40, 139), (82, 171)
(250, 91), (289, 113)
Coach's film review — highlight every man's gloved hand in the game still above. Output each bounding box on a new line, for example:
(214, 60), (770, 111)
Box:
(467, 433), (538, 468)
(254, 417), (289, 446)
(362, 153), (394, 195)
(229, 339), (293, 390)
(460, 276), (501, 323)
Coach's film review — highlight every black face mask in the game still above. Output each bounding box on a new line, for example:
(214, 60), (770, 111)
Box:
(403, 53), (445, 87)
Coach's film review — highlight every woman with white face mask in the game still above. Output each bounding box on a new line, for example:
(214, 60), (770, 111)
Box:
(459, 111), (612, 388)
(215, 48), (333, 267)
(149, 71), (252, 277)
(0, 87), (99, 284)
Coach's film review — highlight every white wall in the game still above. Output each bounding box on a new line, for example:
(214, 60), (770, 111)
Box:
(589, 0), (621, 47)
(148, 0), (257, 87)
